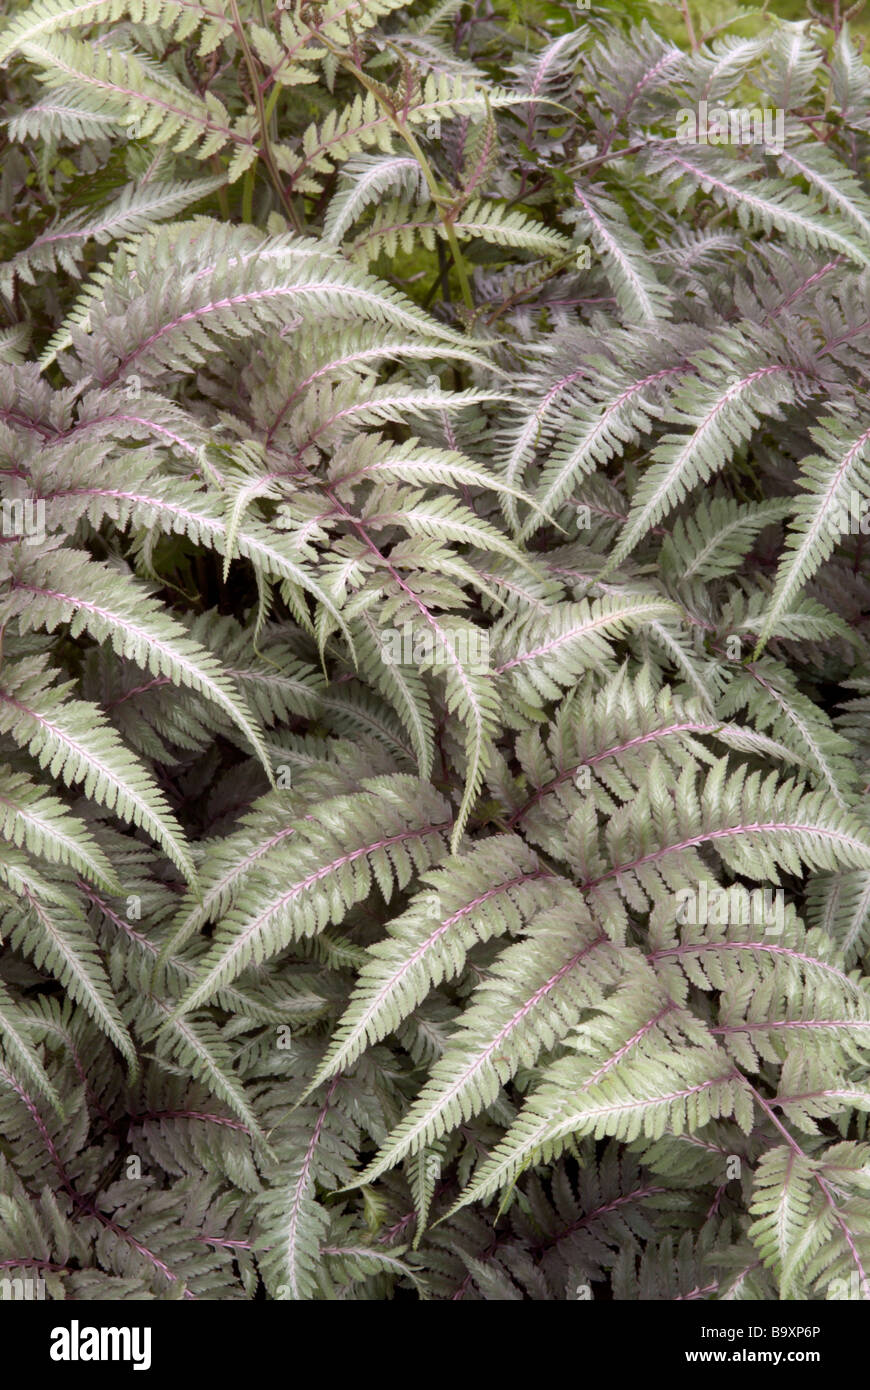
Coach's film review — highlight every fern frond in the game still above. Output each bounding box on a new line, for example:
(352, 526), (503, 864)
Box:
(718, 658), (857, 809)
(305, 834), (564, 1093)
(0, 0), (229, 64)
(3, 549), (273, 777)
(774, 137), (870, 248)
(0, 981), (63, 1115)
(0, 656), (194, 880)
(354, 910), (620, 1185)
(518, 343), (683, 538)
(0, 887), (136, 1070)
(493, 595), (680, 704)
(168, 778), (452, 1017)
(324, 154), (425, 245)
(0, 176), (224, 294)
(755, 417), (870, 656)
(606, 326), (800, 570)
(571, 183), (672, 324)
(643, 144), (870, 267)
(661, 495), (794, 583)
(0, 763), (118, 892)
(447, 977), (752, 1211)
(16, 33), (240, 163)
(806, 869), (870, 968)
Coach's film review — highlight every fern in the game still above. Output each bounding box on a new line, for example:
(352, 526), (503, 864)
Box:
(2, 0), (870, 1307)
(756, 416), (870, 654)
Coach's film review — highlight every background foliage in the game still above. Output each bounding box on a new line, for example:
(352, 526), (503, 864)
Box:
(2, 0), (870, 1300)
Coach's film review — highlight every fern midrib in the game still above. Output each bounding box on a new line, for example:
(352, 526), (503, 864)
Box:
(506, 720), (721, 827)
(583, 821), (870, 889)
